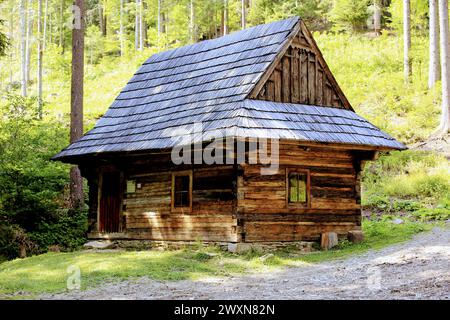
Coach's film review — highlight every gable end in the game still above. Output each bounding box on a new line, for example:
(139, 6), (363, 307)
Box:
(249, 21), (353, 110)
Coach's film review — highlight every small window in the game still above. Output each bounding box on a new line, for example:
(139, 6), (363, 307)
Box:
(172, 171), (192, 211)
(287, 170), (309, 206)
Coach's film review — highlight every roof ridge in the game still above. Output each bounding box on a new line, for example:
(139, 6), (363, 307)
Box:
(143, 16), (300, 65)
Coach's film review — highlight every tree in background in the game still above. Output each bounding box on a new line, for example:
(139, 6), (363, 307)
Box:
(329, 0), (370, 32)
(119, 0), (124, 55)
(438, 0), (450, 133)
(19, 0), (27, 96)
(428, 0), (440, 88)
(0, 18), (7, 57)
(373, 0), (382, 34)
(403, 0), (411, 82)
(37, 0), (44, 119)
(241, 0), (246, 29)
(222, 0), (229, 35)
(190, 0), (197, 42)
(69, 0), (85, 209)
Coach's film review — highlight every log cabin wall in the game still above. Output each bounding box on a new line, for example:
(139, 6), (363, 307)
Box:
(119, 153), (237, 242)
(251, 23), (349, 110)
(238, 143), (362, 242)
(82, 142), (367, 243)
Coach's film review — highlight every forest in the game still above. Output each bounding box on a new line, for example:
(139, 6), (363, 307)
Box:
(0, 0), (449, 263)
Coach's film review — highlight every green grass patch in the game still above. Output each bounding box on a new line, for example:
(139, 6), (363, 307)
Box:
(362, 150), (450, 214)
(0, 218), (432, 297)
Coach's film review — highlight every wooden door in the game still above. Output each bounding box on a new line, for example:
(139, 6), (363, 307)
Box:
(99, 172), (121, 233)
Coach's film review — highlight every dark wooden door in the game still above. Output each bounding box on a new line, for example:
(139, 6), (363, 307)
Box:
(99, 172), (121, 233)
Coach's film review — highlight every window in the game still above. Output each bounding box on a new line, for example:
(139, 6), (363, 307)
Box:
(287, 170), (310, 207)
(172, 171), (192, 211)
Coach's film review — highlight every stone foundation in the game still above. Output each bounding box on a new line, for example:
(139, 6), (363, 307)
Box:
(83, 239), (317, 253)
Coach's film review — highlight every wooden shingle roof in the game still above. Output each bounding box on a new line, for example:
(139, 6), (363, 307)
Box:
(54, 17), (405, 161)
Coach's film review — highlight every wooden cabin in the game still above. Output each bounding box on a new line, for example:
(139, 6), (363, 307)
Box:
(54, 17), (405, 248)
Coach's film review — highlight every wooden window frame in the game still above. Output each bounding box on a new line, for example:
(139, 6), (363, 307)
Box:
(285, 168), (311, 208)
(171, 170), (193, 213)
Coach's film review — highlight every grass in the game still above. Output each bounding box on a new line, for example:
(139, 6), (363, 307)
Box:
(362, 150), (450, 214)
(0, 218), (432, 297)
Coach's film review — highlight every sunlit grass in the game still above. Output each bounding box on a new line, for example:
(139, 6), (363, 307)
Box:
(0, 219), (432, 297)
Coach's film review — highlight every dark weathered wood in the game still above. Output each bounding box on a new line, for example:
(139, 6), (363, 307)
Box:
(251, 21), (352, 110)
(282, 55), (291, 102)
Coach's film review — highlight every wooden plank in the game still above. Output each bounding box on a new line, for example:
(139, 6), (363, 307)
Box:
(273, 69), (282, 102)
(266, 80), (275, 101)
(317, 68), (323, 105)
(244, 223), (357, 242)
(291, 49), (300, 103)
(300, 50), (308, 103)
(308, 51), (316, 104)
(282, 55), (291, 102)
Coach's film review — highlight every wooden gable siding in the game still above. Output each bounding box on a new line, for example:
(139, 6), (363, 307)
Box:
(237, 144), (361, 242)
(250, 22), (350, 110)
(122, 154), (237, 242)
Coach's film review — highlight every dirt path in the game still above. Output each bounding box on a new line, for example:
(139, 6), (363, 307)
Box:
(42, 227), (450, 300)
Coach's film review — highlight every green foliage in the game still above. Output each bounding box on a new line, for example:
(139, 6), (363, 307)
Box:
(0, 19), (7, 57)
(329, 0), (370, 32)
(28, 208), (88, 252)
(388, 0), (429, 34)
(247, 0), (332, 31)
(0, 94), (87, 258)
(413, 197), (450, 221)
(363, 151), (450, 218)
(316, 33), (440, 143)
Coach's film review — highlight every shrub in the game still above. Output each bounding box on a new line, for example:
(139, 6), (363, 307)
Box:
(362, 150), (449, 211)
(0, 94), (88, 259)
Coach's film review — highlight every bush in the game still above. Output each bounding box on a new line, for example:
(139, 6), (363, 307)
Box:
(0, 94), (88, 259)
(329, 0), (370, 32)
(413, 197), (450, 221)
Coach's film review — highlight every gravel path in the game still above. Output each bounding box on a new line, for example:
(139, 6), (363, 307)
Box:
(42, 227), (450, 300)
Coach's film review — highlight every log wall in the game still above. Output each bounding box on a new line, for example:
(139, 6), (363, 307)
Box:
(237, 144), (361, 242)
(122, 155), (237, 242)
(84, 141), (365, 243)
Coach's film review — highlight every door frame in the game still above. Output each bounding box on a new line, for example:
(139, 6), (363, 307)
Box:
(97, 166), (124, 233)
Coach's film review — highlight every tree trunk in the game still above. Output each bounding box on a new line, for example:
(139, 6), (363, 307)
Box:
(70, 0), (85, 209)
(26, 0), (33, 87)
(20, 0), (27, 96)
(373, 0), (381, 35)
(135, 0), (139, 50)
(98, 2), (106, 36)
(403, 0), (411, 82)
(139, 0), (144, 50)
(157, 0), (162, 43)
(59, 0), (64, 52)
(49, 9), (53, 45)
(223, 0), (228, 35)
(241, 0), (246, 30)
(142, 8), (147, 47)
(438, 0), (450, 133)
(43, 0), (48, 51)
(120, 0), (124, 55)
(38, 0), (43, 119)
(190, 0), (197, 43)
(429, 0), (440, 88)
(9, 0), (14, 86)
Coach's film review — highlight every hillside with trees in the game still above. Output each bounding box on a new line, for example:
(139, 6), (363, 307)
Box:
(0, 0), (448, 262)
